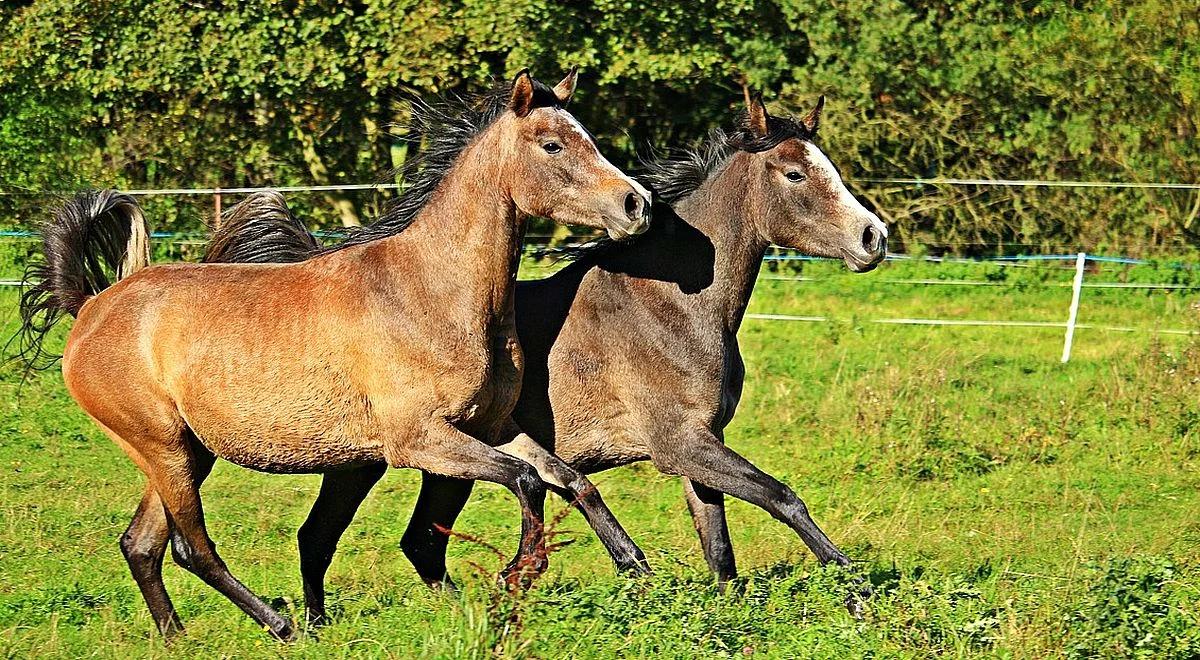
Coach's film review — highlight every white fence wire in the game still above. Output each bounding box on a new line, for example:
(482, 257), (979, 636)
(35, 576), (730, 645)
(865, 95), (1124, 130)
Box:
(1, 180), (1197, 361)
(748, 250), (1197, 362)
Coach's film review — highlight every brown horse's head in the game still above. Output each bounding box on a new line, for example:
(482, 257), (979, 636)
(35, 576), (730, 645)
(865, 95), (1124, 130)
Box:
(495, 69), (651, 241)
(735, 93), (887, 272)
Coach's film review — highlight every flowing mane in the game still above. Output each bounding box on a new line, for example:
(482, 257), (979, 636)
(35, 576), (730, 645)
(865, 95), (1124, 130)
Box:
(206, 77), (562, 262)
(204, 77), (566, 265)
(340, 78), (559, 249)
(205, 95), (811, 267)
(547, 110), (813, 263)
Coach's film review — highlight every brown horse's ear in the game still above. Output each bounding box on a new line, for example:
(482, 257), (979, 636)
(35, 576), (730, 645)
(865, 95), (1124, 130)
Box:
(510, 69), (536, 117)
(745, 89), (770, 137)
(801, 95), (825, 134)
(553, 65), (578, 106)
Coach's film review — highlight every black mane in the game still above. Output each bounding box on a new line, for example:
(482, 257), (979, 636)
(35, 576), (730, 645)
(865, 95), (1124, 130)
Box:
(204, 76), (564, 266)
(549, 110), (813, 262)
(331, 76), (562, 251)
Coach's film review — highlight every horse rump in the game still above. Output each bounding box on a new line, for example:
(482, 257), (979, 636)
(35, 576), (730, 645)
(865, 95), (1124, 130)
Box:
(9, 190), (149, 371)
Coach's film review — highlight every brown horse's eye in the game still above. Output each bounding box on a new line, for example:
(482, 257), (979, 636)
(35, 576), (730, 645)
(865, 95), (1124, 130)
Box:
(543, 142), (563, 155)
(786, 171), (806, 183)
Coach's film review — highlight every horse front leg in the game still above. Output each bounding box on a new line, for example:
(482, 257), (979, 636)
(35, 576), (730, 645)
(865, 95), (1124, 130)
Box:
(392, 421), (548, 589)
(651, 427), (870, 613)
(498, 433), (650, 575)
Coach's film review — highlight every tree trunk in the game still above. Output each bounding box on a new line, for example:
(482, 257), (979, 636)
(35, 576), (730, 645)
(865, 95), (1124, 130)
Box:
(291, 115), (361, 228)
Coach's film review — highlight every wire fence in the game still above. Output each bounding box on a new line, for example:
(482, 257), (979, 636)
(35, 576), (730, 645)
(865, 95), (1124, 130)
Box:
(1, 180), (1197, 360)
(2, 177), (1199, 196)
(751, 251), (1199, 361)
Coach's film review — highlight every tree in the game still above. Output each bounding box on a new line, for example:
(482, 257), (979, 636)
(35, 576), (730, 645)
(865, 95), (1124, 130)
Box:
(1, 0), (1196, 253)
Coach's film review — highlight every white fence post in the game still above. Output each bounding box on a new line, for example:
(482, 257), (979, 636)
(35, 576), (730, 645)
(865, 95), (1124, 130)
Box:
(1061, 252), (1087, 362)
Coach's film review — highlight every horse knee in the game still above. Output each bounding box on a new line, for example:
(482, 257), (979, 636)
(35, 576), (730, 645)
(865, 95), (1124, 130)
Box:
(513, 465), (546, 502)
(119, 530), (162, 571)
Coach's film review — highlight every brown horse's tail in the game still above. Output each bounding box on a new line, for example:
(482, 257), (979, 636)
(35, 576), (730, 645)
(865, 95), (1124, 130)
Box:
(203, 190), (321, 264)
(10, 190), (150, 371)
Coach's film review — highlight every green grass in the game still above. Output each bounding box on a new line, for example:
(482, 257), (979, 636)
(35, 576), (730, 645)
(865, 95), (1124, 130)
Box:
(1, 256), (1199, 658)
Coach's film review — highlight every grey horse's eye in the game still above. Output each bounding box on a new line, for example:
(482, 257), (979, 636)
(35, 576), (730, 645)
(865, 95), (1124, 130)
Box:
(786, 171), (806, 183)
(543, 142), (563, 155)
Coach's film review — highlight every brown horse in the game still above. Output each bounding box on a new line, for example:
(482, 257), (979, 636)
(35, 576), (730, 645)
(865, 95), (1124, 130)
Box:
(13, 69), (651, 640)
(505, 95), (886, 607)
(206, 92), (887, 615)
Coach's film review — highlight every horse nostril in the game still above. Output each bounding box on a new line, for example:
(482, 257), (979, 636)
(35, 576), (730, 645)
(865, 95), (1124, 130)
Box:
(624, 192), (640, 218)
(862, 225), (879, 252)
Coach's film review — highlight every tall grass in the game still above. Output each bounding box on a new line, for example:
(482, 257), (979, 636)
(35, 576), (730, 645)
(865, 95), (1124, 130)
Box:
(0, 257), (1197, 657)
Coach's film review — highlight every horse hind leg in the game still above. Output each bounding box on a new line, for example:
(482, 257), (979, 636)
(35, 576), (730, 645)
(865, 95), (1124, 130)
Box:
(74, 363), (290, 637)
(400, 472), (474, 590)
(119, 485), (182, 637)
(682, 477), (737, 585)
(115, 427), (219, 638)
(297, 463), (386, 626)
(146, 440), (294, 640)
(164, 433), (215, 573)
(101, 414), (292, 640)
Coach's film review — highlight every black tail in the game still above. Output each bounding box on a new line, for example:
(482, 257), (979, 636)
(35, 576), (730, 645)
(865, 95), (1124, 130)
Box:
(10, 190), (150, 371)
(203, 190), (321, 264)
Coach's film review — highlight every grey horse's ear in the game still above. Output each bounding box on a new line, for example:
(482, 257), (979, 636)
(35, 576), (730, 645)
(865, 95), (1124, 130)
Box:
(553, 66), (579, 106)
(744, 88), (770, 137)
(801, 95), (825, 134)
(510, 69), (536, 117)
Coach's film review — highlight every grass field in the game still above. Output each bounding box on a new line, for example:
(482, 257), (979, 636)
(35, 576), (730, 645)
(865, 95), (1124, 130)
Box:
(1, 254), (1198, 658)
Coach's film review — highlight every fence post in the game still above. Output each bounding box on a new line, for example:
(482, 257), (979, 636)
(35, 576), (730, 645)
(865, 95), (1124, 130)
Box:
(1061, 252), (1086, 362)
(213, 187), (222, 225)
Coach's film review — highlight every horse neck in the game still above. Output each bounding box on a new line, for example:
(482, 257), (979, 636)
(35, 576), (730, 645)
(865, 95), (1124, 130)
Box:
(375, 134), (526, 325)
(672, 155), (768, 332)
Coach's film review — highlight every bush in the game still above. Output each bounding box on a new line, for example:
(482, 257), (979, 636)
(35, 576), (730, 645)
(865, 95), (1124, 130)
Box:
(1062, 557), (1200, 659)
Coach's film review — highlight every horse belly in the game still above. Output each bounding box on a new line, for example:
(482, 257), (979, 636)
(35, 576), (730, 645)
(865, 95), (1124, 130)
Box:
(177, 385), (383, 474)
(191, 425), (382, 473)
(549, 420), (652, 475)
(556, 427), (651, 473)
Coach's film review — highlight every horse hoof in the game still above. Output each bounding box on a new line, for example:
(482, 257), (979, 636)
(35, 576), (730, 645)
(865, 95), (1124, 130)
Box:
(158, 621), (185, 644)
(843, 580), (873, 619)
(270, 623), (296, 642)
(498, 568), (530, 592)
(498, 556), (547, 591)
(427, 578), (460, 594)
(616, 554), (652, 576)
(305, 609), (329, 628)
(496, 571), (521, 592)
(844, 592), (866, 619)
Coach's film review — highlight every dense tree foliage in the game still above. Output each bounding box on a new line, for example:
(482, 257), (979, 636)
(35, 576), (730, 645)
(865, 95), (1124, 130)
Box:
(0, 1), (1196, 253)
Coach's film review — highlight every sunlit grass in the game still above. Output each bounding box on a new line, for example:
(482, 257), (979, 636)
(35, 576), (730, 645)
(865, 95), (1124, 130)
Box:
(0, 257), (1197, 658)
